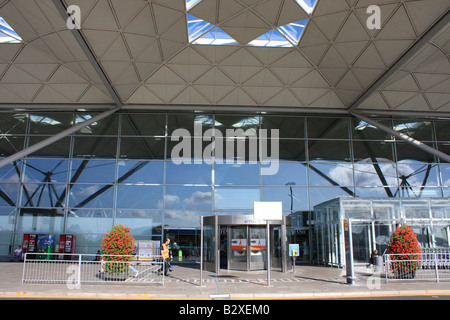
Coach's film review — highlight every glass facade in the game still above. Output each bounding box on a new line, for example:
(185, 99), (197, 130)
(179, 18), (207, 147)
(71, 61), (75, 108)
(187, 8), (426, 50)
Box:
(0, 111), (449, 258)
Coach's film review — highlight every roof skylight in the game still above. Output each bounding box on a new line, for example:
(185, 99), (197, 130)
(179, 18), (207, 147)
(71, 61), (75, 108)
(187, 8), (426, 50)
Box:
(0, 16), (22, 43)
(185, 0), (317, 47)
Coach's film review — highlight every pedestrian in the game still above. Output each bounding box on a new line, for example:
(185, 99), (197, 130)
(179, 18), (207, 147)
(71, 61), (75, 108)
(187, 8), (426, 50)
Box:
(160, 238), (172, 276)
(10, 245), (22, 261)
(367, 249), (378, 269)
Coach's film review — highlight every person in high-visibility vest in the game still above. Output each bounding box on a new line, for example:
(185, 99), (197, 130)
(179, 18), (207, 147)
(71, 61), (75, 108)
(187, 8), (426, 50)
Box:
(160, 238), (171, 276)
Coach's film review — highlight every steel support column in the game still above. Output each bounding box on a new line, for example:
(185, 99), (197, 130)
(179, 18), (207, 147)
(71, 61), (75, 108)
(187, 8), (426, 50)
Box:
(351, 112), (450, 163)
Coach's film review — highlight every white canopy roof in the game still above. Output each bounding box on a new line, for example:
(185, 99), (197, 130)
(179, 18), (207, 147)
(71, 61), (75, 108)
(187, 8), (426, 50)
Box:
(0, 0), (448, 117)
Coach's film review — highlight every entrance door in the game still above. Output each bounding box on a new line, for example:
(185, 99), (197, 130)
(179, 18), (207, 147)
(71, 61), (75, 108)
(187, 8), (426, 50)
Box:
(249, 227), (266, 270)
(229, 227), (247, 270)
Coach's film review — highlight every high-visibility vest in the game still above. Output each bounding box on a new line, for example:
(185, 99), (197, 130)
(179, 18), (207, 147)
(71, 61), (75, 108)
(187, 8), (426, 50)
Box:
(161, 243), (169, 260)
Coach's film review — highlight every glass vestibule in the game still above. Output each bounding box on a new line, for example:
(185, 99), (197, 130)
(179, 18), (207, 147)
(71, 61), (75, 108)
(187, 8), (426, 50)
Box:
(314, 197), (450, 267)
(202, 215), (291, 273)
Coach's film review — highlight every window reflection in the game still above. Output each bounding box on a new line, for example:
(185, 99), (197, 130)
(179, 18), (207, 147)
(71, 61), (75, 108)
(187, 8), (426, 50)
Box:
(120, 137), (165, 160)
(27, 136), (70, 158)
(0, 136), (24, 157)
(215, 186), (260, 210)
(392, 120), (433, 141)
(262, 162), (307, 186)
(307, 117), (349, 139)
(262, 186), (308, 212)
(118, 160), (164, 184)
(29, 113), (73, 135)
(0, 113), (27, 134)
(351, 118), (393, 140)
(70, 160), (115, 184)
(215, 163), (259, 186)
(166, 162), (211, 185)
(261, 116), (305, 138)
(68, 184), (114, 209)
(73, 136), (117, 159)
(121, 114), (166, 136)
(116, 185), (162, 209)
(0, 183), (19, 206)
(353, 140), (394, 162)
(396, 142), (436, 163)
(309, 162), (354, 188)
(308, 140), (350, 162)
(74, 113), (118, 135)
(164, 186), (212, 210)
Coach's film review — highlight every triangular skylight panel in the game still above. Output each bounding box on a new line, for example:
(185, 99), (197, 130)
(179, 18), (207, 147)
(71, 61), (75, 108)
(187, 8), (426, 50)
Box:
(0, 16), (22, 43)
(185, 0), (317, 47)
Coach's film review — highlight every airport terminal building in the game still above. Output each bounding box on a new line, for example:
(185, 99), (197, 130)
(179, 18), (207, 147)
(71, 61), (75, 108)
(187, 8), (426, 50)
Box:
(0, 0), (449, 270)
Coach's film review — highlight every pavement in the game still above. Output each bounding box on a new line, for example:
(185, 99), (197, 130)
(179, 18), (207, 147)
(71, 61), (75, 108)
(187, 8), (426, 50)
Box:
(1, 262), (450, 300)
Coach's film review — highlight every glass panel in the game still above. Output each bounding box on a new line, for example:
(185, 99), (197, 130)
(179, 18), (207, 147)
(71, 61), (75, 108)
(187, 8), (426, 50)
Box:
(355, 187), (395, 198)
(372, 200), (401, 220)
(203, 223), (216, 272)
(262, 186), (308, 212)
(392, 120), (433, 141)
(0, 207), (16, 231)
(278, 140), (306, 161)
(438, 143), (450, 163)
(0, 136), (24, 157)
(66, 208), (113, 234)
(0, 113), (27, 134)
(342, 200), (372, 219)
(73, 136), (117, 159)
(166, 138), (211, 163)
(309, 162), (354, 187)
(164, 186), (212, 210)
(432, 225), (450, 247)
(249, 226), (266, 270)
(309, 187), (353, 208)
(214, 187), (260, 210)
(116, 210), (162, 235)
(116, 185), (162, 209)
(0, 183), (19, 206)
(70, 160), (116, 184)
(29, 112), (73, 134)
(261, 116), (305, 138)
(262, 162), (307, 186)
(435, 121), (450, 141)
(353, 141), (394, 162)
(351, 118), (393, 140)
(395, 142), (436, 163)
(352, 223), (371, 263)
(165, 162), (211, 185)
(164, 211), (210, 228)
(121, 114), (166, 136)
(117, 160), (164, 184)
(23, 159), (69, 183)
(403, 201), (431, 219)
(230, 226), (247, 270)
(397, 163), (440, 187)
(27, 137), (71, 158)
(119, 137), (165, 160)
(0, 162), (22, 183)
(354, 162), (397, 187)
(167, 114), (213, 137)
(214, 115), (260, 137)
(20, 183), (66, 208)
(308, 140), (351, 161)
(68, 184), (114, 209)
(16, 210), (64, 233)
(74, 112), (118, 135)
(214, 163), (259, 186)
(431, 201), (450, 219)
(307, 117), (349, 139)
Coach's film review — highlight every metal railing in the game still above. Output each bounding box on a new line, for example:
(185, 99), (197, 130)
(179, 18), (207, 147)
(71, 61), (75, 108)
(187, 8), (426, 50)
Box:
(385, 249), (450, 283)
(22, 253), (165, 286)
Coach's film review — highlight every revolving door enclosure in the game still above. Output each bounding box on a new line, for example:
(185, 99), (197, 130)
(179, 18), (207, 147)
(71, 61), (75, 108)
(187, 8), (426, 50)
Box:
(202, 215), (292, 273)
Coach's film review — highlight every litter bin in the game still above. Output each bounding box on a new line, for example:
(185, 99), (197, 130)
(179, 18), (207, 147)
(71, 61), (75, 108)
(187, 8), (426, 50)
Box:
(374, 255), (383, 272)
